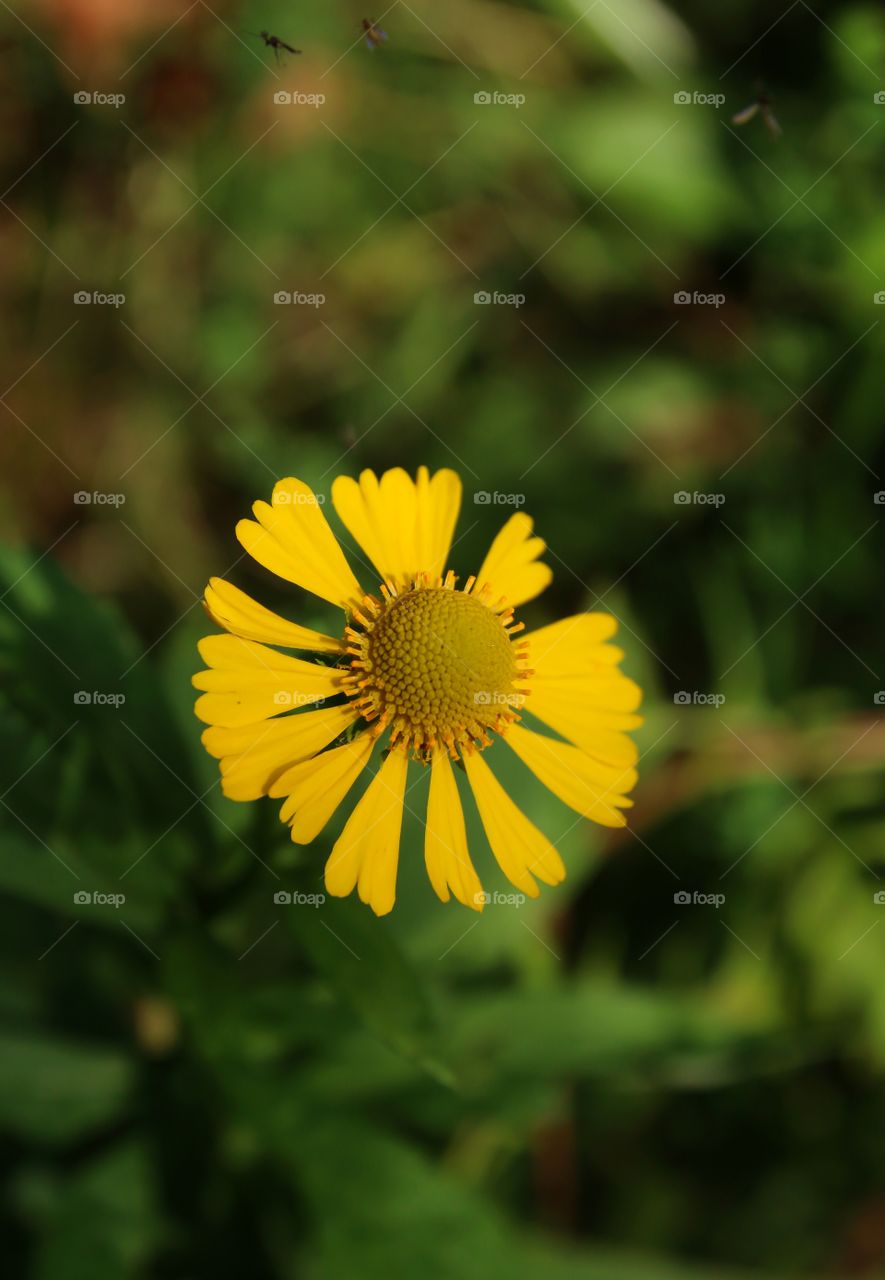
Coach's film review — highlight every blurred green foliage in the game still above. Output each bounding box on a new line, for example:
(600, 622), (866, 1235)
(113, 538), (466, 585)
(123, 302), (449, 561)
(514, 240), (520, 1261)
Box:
(1, 0), (885, 1276)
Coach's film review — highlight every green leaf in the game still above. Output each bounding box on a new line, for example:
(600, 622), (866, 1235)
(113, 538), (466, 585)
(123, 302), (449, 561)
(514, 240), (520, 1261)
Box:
(0, 1030), (132, 1143)
(30, 1143), (157, 1280)
(286, 897), (448, 1078)
(0, 547), (214, 856)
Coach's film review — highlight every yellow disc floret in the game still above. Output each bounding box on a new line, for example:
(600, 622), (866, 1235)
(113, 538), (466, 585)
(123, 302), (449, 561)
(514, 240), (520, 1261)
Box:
(341, 571), (531, 758)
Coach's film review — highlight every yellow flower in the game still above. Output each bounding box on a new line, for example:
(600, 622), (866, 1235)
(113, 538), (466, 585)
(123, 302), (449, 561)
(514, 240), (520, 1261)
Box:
(193, 467), (642, 916)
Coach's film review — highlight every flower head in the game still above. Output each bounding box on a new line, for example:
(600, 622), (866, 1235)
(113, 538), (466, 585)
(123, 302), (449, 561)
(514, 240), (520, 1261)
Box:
(193, 467), (642, 915)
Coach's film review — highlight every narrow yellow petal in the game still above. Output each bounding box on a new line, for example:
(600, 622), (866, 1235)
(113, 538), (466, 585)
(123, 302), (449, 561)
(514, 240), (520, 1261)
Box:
(193, 635), (343, 727)
(414, 466), (462, 580)
(527, 614), (638, 689)
(203, 577), (343, 653)
(270, 732), (375, 844)
(528, 612), (619, 657)
(195, 634), (332, 673)
(425, 750), (484, 911)
(526, 680), (643, 749)
(325, 749), (408, 916)
(525, 612), (643, 755)
(504, 722), (636, 828)
(236, 477), (363, 609)
(475, 512), (552, 607)
(463, 750), (565, 896)
(331, 466), (461, 587)
(202, 703), (357, 801)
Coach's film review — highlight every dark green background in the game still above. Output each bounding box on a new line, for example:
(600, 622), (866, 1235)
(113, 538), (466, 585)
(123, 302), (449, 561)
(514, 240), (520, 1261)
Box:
(1, 0), (884, 1275)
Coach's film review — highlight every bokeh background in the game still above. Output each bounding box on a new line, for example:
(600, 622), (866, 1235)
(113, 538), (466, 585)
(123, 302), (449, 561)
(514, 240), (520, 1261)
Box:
(2, 0), (885, 1275)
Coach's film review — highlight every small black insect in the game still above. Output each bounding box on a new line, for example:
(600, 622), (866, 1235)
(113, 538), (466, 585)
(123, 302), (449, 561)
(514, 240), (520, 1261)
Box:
(362, 18), (388, 49)
(247, 30), (303, 63)
(732, 86), (782, 140)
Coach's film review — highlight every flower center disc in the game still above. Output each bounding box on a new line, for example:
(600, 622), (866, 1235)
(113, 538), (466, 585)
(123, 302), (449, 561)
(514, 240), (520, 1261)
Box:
(344, 583), (526, 757)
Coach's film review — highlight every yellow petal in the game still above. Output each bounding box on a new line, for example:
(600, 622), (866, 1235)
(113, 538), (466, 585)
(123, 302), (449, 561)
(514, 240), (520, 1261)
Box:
(527, 613), (638, 682)
(236, 477), (363, 609)
(463, 750), (565, 897)
(195, 634), (336, 674)
(529, 612), (619, 655)
(203, 577), (342, 653)
(193, 635), (343, 727)
(414, 467), (462, 580)
(331, 466), (461, 587)
(271, 732), (375, 844)
(324, 748), (408, 916)
(202, 703), (357, 801)
(475, 512), (552, 607)
(504, 722), (636, 828)
(526, 680), (643, 747)
(425, 750), (484, 911)
(525, 613), (643, 755)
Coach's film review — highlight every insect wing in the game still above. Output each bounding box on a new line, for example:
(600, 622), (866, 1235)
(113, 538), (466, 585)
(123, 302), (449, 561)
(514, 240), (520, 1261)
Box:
(762, 107), (782, 139)
(731, 102), (760, 126)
